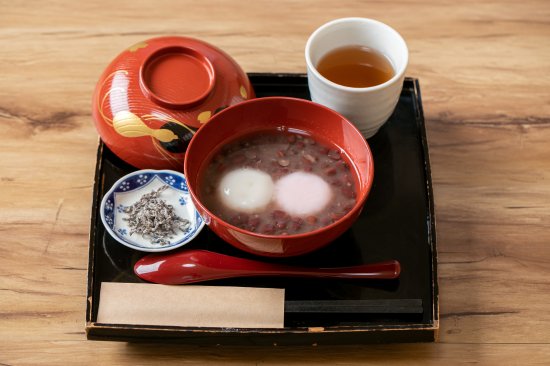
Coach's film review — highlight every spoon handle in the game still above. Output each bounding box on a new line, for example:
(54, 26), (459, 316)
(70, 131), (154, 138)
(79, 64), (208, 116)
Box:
(135, 250), (400, 285)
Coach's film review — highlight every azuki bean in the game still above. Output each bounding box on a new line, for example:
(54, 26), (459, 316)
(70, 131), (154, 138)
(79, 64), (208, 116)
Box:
(328, 149), (341, 160)
(278, 158), (290, 167)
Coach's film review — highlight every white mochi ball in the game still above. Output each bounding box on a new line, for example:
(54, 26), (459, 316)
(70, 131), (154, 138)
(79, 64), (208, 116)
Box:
(218, 168), (274, 213)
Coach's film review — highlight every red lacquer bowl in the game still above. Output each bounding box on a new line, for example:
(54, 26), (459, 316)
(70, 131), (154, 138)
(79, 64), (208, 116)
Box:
(92, 36), (255, 170)
(184, 97), (374, 257)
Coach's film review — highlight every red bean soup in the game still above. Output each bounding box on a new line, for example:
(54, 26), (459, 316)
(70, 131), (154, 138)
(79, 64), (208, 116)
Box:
(199, 130), (358, 236)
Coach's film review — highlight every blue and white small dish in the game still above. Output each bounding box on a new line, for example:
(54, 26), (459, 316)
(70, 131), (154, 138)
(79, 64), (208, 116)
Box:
(100, 169), (205, 252)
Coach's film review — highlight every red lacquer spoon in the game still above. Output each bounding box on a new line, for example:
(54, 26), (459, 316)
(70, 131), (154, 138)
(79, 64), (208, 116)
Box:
(134, 249), (400, 285)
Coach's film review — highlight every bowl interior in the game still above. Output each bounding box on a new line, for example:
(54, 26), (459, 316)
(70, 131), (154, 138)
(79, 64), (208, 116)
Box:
(185, 97), (373, 236)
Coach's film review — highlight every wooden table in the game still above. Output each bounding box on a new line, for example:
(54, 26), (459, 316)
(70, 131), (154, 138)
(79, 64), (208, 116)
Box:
(1, 0), (549, 364)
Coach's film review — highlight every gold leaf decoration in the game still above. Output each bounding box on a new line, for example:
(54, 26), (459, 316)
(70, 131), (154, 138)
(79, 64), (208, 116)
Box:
(197, 111), (212, 124)
(113, 111), (177, 142)
(152, 128), (178, 142)
(240, 85), (248, 99)
(127, 42), (148, 52)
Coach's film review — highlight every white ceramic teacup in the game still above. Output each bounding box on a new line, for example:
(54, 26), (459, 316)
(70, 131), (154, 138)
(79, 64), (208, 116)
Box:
(305, 18), (408, 138)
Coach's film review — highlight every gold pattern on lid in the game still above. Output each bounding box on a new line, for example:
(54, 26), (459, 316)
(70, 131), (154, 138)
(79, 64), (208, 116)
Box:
(128, 42), (148, 52)
(113, 111), (177, 142)
(197, 111), (212, 124)
(240, 85), (247, 99)
(128, 42), (147, 52)
(152, 138), (181, 169)
(142, 114), (196, 134)
(97, 70), (129, 126)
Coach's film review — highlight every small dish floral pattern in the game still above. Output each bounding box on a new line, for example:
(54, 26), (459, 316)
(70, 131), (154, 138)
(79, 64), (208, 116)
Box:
(100, 169), (205, 252)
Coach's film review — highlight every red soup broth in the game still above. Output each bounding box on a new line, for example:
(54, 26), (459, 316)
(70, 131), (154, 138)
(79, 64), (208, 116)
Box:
(198, 130), (358, 235)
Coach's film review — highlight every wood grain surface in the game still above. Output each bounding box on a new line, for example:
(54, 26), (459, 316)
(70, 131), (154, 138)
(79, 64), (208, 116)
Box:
(1, 0), (549, 364)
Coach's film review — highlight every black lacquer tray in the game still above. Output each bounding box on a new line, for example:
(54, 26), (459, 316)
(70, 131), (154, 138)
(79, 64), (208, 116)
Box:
(86, 74), (438, 344)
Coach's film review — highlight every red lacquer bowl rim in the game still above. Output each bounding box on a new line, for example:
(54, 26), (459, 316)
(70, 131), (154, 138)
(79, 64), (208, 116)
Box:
(184, 96), (374, 241)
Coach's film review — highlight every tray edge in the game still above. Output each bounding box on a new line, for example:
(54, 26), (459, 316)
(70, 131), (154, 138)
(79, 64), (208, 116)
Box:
(84, 75), (439, 343)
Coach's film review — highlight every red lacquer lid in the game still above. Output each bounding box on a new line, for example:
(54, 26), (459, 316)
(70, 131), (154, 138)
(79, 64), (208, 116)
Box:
(92, 36), (255, 170)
